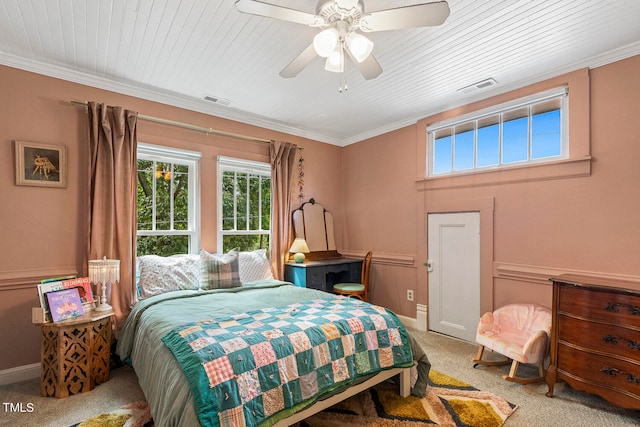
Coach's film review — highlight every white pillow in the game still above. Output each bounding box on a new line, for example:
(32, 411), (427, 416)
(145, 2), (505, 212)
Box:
(239, 249), (274, 283)
(137, 254), (201, 299)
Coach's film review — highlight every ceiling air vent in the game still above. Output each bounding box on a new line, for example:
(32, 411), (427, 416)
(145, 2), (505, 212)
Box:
(203, 95), (231, 106)
(457, 78), (498, 94)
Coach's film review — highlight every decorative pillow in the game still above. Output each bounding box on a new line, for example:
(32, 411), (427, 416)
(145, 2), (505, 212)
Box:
(137, 254), (201, 299)
(239, 249), (274, 283)
(200, 248), (241, 290)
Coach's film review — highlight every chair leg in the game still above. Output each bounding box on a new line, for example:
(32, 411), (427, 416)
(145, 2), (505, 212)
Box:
(472, 345), (511, 368)
(503, 360), (546, 384)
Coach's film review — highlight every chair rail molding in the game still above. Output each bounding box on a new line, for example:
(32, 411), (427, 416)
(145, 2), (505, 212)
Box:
(493, 262), (640, 286)
(340, 250), (415, 267)
(0, 267), (78, 291)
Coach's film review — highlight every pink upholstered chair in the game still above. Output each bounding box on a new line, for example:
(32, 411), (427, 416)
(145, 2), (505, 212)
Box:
(472, 303), (552, 384)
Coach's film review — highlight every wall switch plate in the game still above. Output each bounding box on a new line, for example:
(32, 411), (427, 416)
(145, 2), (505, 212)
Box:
(407, 289), (414, 301)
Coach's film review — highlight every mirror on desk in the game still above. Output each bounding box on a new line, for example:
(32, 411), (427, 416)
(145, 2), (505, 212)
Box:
(292, 199), (341, 260)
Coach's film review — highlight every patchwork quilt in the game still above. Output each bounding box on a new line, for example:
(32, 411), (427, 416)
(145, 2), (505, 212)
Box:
(162, 296), (414, 427)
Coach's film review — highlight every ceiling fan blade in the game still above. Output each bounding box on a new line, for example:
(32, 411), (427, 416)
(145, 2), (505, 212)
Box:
(346, 50), (383, 80)
(235, 0), (324, 26)
(280, 44), (317, 78)
(359, 1), (450, 32)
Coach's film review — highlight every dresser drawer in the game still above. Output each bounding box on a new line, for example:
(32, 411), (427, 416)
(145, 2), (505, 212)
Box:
(558, 314), (640, 361)
(558, 283), (640, 326)
(557, 344), (640, 399)
(305, 267), (325, 287)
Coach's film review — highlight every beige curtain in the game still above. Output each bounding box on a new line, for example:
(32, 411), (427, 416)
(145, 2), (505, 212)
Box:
(87, 102), (138, 332)
(269, 141), (298, 280)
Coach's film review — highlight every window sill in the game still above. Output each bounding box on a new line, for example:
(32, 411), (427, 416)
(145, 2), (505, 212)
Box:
(416, 156), (591, 191)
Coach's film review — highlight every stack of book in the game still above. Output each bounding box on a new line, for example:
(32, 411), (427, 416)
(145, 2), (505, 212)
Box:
(36, 276), (96, 322)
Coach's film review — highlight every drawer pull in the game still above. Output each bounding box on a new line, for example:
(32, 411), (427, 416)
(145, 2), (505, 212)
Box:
(602, 335), (640, 351)
(601, 367), (640, 385)
(603, 302), (640, 315)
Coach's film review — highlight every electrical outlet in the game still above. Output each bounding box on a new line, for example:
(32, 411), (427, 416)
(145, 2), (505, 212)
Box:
(407, 289), (414, 301)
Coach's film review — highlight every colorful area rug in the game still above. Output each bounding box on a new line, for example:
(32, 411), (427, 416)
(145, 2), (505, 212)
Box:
(71, 370), (516, 427)
(70, 401), (153, 427)
(300, 369), (517, 426)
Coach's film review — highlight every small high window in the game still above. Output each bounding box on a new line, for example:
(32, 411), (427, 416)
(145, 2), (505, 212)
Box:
(428, 88), (567, 176)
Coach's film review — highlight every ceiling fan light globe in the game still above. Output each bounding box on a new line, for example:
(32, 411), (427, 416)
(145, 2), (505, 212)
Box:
(345, 32), (373, 62)
(313, 28), (339, 57)
(324, 49), (344, 73)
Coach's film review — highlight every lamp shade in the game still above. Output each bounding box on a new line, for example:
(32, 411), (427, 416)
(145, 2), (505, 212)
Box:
(88, 256), (120, 312)
(345, 32), (373, 63)
(313, 28), (339, 58)
(289, 238), (310, 254)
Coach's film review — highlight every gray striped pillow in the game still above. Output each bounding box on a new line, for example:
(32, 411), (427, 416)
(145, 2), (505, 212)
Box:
(200, 248), (241, 290)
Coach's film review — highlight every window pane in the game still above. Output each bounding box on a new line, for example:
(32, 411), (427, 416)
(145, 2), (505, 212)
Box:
(454, 123), (474, 171)
(222, 171), (235, 230)
(261, 176), (271, 231)
(477, 116), (500, 167)
(173, 164), (189, 230)
(236, 174), (247, 230)
(502, 108), (529, 163)
(249, 174), (260, 230)
(137, 160), (154, 230)
(155, 162), (172, 230)
(434, 133), (452, 174)
(222, 234), (269, 253)
(532, 109), (561, 159)
(137, 235), (189, 257)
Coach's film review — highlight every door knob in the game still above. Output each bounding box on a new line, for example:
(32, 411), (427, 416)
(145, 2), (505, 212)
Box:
(424, 260), (434, 272)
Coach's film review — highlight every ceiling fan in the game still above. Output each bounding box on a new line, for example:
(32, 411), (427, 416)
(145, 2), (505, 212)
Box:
(235, 0), (450, 81)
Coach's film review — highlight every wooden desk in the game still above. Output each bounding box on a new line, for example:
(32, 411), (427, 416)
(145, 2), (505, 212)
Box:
(284, 258), (362, 293)
(37, 310), (113, 398)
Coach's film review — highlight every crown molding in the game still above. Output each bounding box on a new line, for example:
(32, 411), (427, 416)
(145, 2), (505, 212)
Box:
(0, 53), (342, 146)
(2, 39), (639, 148)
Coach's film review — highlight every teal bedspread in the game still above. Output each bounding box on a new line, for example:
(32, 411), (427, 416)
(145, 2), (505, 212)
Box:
(116, 281), (430, 427)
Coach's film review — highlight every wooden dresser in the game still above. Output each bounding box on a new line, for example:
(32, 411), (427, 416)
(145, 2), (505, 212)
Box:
(546, 274), (640, 409)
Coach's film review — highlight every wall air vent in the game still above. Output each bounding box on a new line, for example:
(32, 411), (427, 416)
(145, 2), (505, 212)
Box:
(203, 95), (231, 106)
(457, 78), (498, 94)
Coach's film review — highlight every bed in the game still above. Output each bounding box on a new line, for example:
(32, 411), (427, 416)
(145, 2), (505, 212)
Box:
(116, 251), (430, 427)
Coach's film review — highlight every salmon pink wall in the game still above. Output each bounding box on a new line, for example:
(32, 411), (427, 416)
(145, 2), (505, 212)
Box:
(341, 56), (640, 321)
(0, 65), (342, 371)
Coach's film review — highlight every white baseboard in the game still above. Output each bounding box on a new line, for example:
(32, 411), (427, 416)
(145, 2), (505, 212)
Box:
(397, 304), (428, 332)
(396, 314), (417, 330)
(0, 363), (40, 386)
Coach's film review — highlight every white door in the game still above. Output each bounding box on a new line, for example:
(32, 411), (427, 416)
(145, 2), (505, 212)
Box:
(427, 212), (480, 342)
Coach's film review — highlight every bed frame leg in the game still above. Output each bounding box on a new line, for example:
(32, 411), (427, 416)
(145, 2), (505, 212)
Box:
(399, 368), (410, 397)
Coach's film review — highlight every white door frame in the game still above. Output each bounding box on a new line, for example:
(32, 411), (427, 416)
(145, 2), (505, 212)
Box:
(428, 212), (480, 342)
(416, 197), (495, 331)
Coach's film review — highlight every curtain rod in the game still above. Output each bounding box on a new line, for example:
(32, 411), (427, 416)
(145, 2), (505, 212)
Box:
(70, 99), (303, 149)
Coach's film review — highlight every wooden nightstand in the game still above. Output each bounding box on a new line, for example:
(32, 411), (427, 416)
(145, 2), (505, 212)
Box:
(37, 310), (113, 398)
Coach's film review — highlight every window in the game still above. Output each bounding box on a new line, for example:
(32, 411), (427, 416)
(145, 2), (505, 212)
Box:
(429, 88), (567, 176)
(218, 156), (271, 253)
(136, 143), (200, 256)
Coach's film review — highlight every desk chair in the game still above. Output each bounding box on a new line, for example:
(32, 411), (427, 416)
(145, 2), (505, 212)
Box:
(333, 251), (372, 301)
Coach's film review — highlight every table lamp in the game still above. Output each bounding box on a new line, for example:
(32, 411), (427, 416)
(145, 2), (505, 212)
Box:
(289, 238), (310, 263)
(88, 256), (120, 312)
